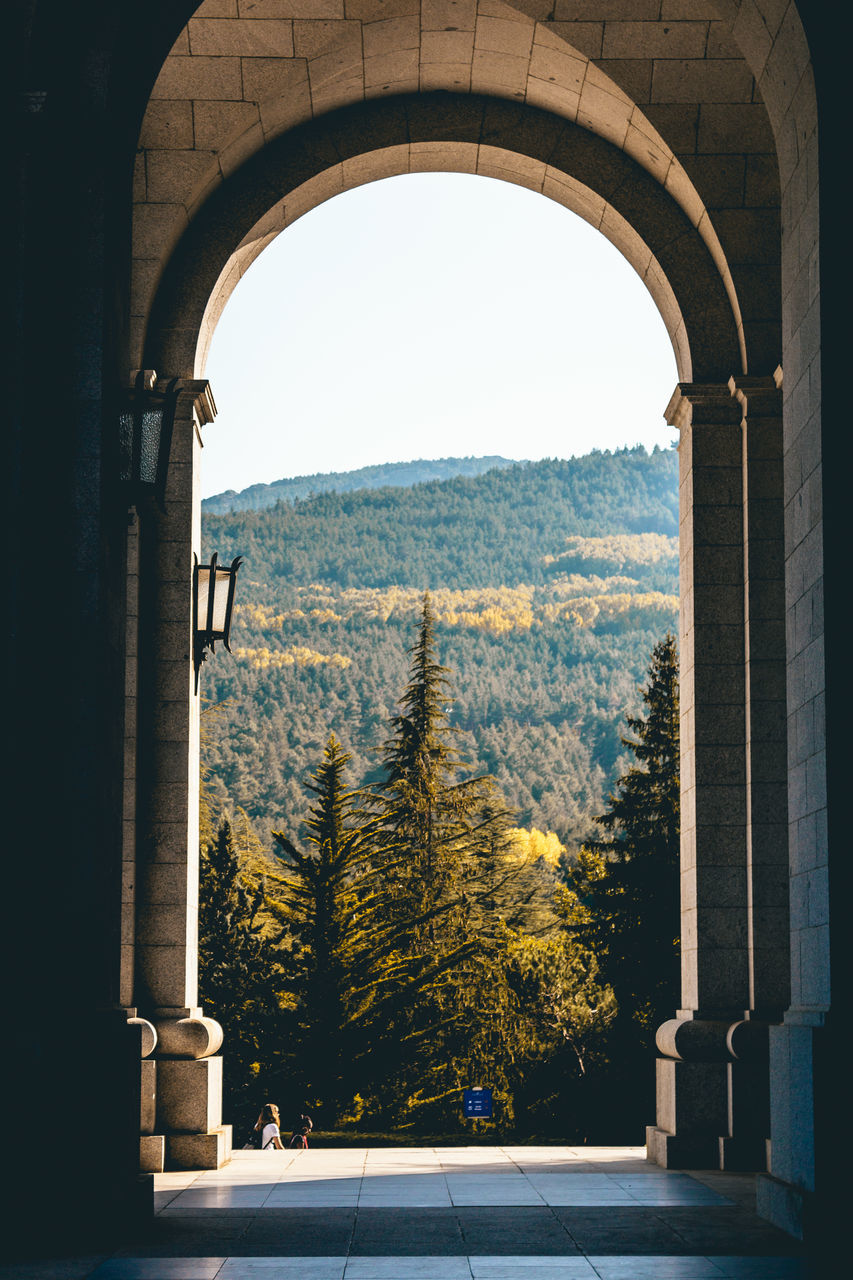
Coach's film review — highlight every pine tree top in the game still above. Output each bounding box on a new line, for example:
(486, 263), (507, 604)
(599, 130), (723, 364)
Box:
(588, 633), (679, 860)
(381, 592), (461, 786)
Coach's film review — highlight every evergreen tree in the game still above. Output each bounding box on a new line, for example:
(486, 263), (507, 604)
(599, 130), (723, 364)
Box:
(563, 633), (680, 1136)
(379, 593), (511, 931)
(369, 594), (519, 1127)
(270, 723), (508, 1128)
(381, 592), (467, 926)
(271, 734), (391, 1123)
(198, 818), (288, 1128)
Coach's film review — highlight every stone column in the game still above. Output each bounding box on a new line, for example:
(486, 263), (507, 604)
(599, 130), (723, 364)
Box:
(134, 376), (231, 1171)
(731, 372), (790, 1020)
(647, 382), (751, 1167)
(718, 374), (789, 1171)
(121, 508), (141, 1012)
(756, 355), (833, 1237)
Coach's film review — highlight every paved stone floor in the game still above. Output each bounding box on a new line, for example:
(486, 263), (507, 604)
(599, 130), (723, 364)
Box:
(0, 1147), (812, 1279)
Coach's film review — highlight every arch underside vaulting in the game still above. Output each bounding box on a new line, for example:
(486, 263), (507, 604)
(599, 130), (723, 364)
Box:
(147, 95), (739, 383)
(133, 0), (785, 383)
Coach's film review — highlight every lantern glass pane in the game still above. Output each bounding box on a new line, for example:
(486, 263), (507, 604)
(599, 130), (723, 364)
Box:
(139, 409), (163, 484)
(196, 567), (212, 630)
(118, 411), (134, 482)
(211, 568), (232, 633)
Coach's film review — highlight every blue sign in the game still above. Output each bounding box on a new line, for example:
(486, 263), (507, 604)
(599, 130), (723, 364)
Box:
(463, 1087), (493, 1118)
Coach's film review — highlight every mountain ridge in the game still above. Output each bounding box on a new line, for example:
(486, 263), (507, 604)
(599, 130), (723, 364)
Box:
(203, 454), (523, 514)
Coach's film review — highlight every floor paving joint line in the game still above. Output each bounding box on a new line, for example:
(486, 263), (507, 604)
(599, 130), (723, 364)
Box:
(40, 1257), (810, 1279)
(0, 1147), (806, 1279)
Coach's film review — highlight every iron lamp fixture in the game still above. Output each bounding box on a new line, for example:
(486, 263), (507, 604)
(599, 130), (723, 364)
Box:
(119, 370), (181, 509)
(193, 552), (243, 690)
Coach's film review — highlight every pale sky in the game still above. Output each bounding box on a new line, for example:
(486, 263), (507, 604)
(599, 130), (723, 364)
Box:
(202, 172), (678, 499)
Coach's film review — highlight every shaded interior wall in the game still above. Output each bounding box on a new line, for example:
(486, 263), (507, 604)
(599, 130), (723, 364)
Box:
(773, 0), (847, 1245)
(5, 0), (198, 1244)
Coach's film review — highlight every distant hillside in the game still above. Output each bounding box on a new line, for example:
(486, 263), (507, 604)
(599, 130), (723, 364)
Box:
(200, 447), (679, 849)
(203, 451), (679, 590)
(203, 455), (520, 514)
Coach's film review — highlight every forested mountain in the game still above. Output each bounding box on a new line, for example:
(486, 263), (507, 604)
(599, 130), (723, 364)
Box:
(203, 455), (519, 514)
(201, 448), (679, 849)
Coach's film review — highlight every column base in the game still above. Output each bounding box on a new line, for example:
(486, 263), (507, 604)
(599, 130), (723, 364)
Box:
(167, 1124), (232, 1170)
(646, 1125), (720, 1168)
(756, 1172), (811, 1241)
(157, 1055), (223, 1132)
(135, 1174), (155, 1224)
(140, 1135), (165, 1174)
(147, 1055), (230, 1170)
(650, 1054), (729, 1170)
(140, 1058), (157, 1135)
(719, 1134), (768, 1172)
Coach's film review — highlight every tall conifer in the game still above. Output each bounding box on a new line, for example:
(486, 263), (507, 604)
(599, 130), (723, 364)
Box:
(271, 734), (391, 1121)
(379, 594), (511, 926)
(371, 594), (517, 1124)
(198, 818), (287, 1125)
(564, 633), (680, 1129)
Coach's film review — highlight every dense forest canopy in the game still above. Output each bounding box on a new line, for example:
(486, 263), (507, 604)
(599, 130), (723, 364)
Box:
(200, 448), (679, 849)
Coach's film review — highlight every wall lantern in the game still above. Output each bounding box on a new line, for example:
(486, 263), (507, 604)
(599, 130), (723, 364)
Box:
(119, 370), (181, 509)
(193, 552), (243, 690)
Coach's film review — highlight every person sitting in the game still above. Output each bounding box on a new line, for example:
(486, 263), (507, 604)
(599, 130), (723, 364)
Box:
(288, 1112), (313, 1149)
(254, 1101), (285, 1150)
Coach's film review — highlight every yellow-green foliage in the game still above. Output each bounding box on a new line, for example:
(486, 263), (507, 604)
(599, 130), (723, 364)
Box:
(505, 929), (617, 1076)
(233, 644), (352, 670)
(544, 532), (678, 572)
(540, 591), (678, 629)
(235, 583), (677, 639)
(238, 602), (342, 627)
(504, 827), (565, 870)
(556, 846), (610, 930)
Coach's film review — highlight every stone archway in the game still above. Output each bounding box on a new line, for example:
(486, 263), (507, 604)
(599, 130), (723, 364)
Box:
(130, 0), (785, 381)
(128, 67), (789, 1196)
(146, 94), (741, 382)
(7, 0), (837, 1252)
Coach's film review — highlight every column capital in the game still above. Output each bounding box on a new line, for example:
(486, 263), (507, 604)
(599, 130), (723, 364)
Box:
(177, 379), (217, 429)
(664, 381), (742, 429)
(728, 370), (783, 417)
(132, 371), (217, 431)
(153, 1013), (223, 1060)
